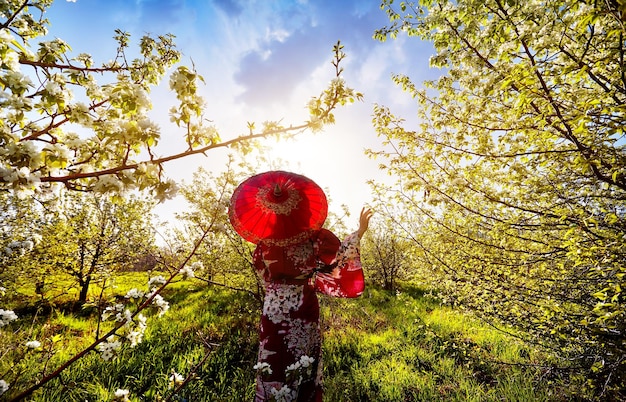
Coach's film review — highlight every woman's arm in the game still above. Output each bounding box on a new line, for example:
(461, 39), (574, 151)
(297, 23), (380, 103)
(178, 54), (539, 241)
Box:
(357, 207), (373, 240)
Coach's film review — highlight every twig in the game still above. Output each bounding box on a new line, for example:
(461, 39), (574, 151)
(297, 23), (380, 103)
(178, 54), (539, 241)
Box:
(193, 276), (258, 299)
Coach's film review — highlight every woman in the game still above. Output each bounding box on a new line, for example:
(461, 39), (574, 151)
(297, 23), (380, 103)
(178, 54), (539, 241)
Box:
(229, 171), (372, 402)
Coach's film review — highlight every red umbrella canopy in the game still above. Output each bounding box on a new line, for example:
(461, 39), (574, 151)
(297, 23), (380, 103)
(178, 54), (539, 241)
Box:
(229, 171), (328, 246)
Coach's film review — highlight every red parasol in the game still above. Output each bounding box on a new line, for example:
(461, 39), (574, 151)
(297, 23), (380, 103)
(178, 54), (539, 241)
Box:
(229, 171), (328, 246)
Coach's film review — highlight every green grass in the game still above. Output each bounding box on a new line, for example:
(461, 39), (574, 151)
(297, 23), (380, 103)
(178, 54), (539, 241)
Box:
(320, 285), (575, 402)
(0, 277), (591, 401)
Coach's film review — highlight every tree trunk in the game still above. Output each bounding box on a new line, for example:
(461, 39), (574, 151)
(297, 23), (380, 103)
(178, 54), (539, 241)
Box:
(78, 275), (91, 304)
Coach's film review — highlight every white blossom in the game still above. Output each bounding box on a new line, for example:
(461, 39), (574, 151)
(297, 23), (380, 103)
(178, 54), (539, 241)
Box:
(3, 70), (32, 93)
(39, 39), (68, 55)
(124, 288), (144, 299)
(93, 175), (124, 193)
(1, 166), (31, 184)
(45, 143), (72, 161)
(136, 162), (159, 178)
(285, 355), (315, 386)
(114, 389), (128, 397)
(0, 28), (14, 43)
(0, 92), (34, 113)
(84, 76), (104, 99)
(25, 340), (41, 349)
(126, 314), (147, 347)
(0, 380), (8, 396)
(156, 179), (179, 202)
(285, 362), (299, 373)
(3, 240), (34, 256)
(270, 385), (296, 402)
(101, 303), (124, 321)
(44, 80), (63, 97)
(64, 132), (87, 148)
(97, 336), (121, 361)
(168, 371), (184, 389)
(180, 264), (195, 279)
(0, 309), (18, 327)
(298, 355), (314, 368)
(131, 84), (151, 112)
(137, 118), (159, 135)
(253, 362), (273, 375)
(15, 185), (34, 200)
(151, 294), (169, 317)
(1, 48), (19, 70)
(112, 388), (130, 402)
(169, 68), (193, 95)
(148, 275), (166, 289)
(114, 309), (132, 324)
(67, 103), (92, 125)
(21, 240), (34, 251)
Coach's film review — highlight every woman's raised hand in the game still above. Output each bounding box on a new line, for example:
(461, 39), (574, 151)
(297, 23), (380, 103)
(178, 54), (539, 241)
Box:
(357, 207), (373, 239)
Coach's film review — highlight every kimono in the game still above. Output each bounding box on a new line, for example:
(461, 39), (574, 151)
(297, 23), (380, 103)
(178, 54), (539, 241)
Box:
(253, 228), (365, 402)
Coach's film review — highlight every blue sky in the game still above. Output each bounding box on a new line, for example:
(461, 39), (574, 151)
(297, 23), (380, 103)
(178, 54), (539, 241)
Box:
(45, 0), (435, 232)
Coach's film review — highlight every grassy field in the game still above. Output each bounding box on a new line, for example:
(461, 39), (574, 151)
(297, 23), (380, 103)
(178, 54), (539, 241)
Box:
(0, 274), (590, 401)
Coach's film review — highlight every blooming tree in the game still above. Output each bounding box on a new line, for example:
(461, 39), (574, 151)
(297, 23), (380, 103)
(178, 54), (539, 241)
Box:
(40, 192), (155, 303)
(0, 0), (361, 399)
(359, 216), (410, 292)
(0, 1), (361, 200)
(0, 190), (156, 308)
(371, 0), (626, 397)
(173, 158), (262, 296)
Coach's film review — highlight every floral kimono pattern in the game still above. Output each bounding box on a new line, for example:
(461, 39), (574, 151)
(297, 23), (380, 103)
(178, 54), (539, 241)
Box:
(253, 228), (364, 402)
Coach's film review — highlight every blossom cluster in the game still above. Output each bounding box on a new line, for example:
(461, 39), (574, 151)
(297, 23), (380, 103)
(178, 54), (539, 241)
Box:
(97, 336), (122, 361)
(180, 261), (199, 279)
(263, 284), (303, 324)
(0, 278), (19, 398)
(269, 385), (297, 402)
(2, 240), (34, 257)
(98, 275), (176, 361)
(148, 275), (166, 289)
(0, 308), (18, 327)
(126, 314), (147, 347)
(125, 288), (144, 300)
(285, 355), (315, 386)
(169, 371), (184, 389)
(0, 379), (8, 396)
(101, 303), (130, 323)
(0, 4), (186, 200)
(112, 388), (130, 402)
(148, 293), (170, 317)
(253, 362), (273, 376)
